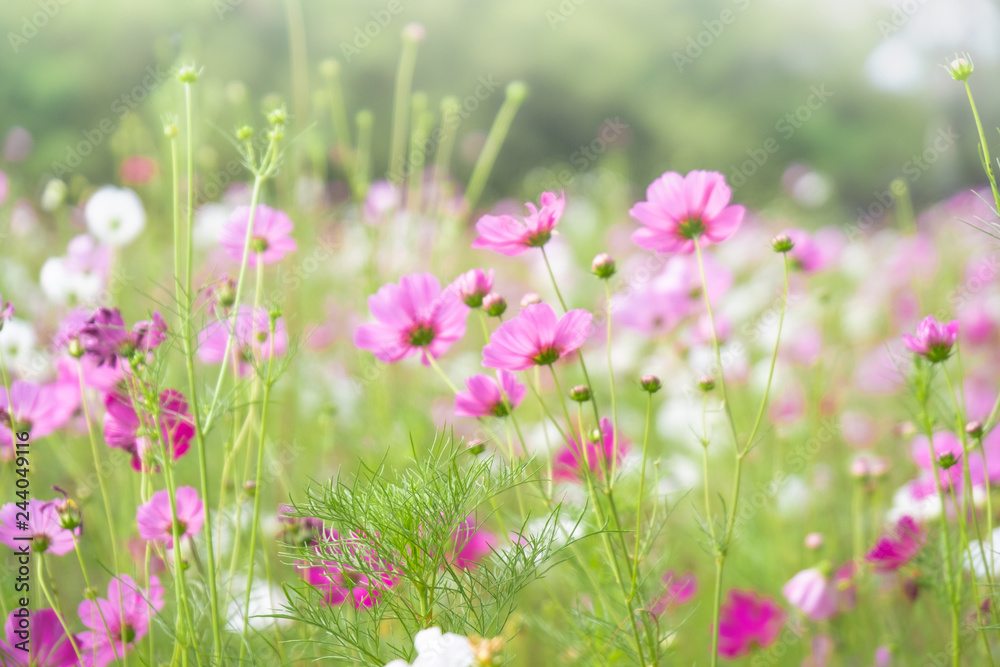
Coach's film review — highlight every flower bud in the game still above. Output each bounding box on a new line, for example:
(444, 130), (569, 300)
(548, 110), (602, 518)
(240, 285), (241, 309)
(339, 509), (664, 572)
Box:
(268, 127), (284, 143)
(569, 385), (591, 402)
(467, 439), (486, 455)
(236, 125), (253, 141)
(520, 292), (542, 307)
(319, 58), (341, 79)
(948, 55), (974, 82)
(83, 586), (99, 600)
(591, 253), (616, 279)
(268, 303), (283, 322)
(177, 66), (199, 84)
(588, 428), (602, 443)
(483, 293), (507, 318)
(697, 375), (715, 392)
(163, 123), (179, 139)
(640, 374), (662, 393)
(966, 420), (984, 439)
(267, 107), (288, 126)
(937, 452), (959, 470)
(771, 233), (795, 253)
(850, 457), (870, 478)
(244, 481), (257, 497)
(67, 338), (85, 359)
(55, 498), (83, 531)
(805, 532), (823, 549)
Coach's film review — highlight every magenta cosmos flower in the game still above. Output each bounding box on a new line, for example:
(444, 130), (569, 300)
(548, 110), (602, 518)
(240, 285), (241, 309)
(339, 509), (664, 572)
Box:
(553, 417), (628, 482)
(650, 570), (697, 615)
(197, 306), (288, 377)
(630, 170), (745, 254)
(450, 516), (497, 570)
(298, 531), (398, 609)
(79, 307), (167, 366)
(452, 268), (494, 308)
(865, 516), (925, 573)
(0, 608), (78, 666)
(471, 191), (565, 256)
(354, 273), (469, 366)
(78, 575), (165, 666)
(782, 567), (838, 621)
(103, 389), (194, 472)
(903, 315), (959, 363)
(454, 370), (526, 418)
(0, 498), (77, 555)
(220, 204), (298, 266)
(482, 303), (592, 371)
(0, 380), (76, 451)
(716, 589), (786, 659)
(136, 487), (205, 548)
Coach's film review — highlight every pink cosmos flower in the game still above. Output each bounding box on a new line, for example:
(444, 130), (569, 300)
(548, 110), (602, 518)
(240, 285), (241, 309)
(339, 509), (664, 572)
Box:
(482, 303), (591, 371)
(454, 370), (526, 418)
(78, 575), (165, 666)
(362, 181), (401, 225)
(716, 589), (786, 659)
(136, 486), (205, 548)
(0, 499), (77, 555)
(902, 315), (959, 363)
(553, 417), (628, 482)
(0, 293), (13, 329)
(472, 191), (565, 256)
(802, 635), (835, 667)
(650, 570), (698, 615)
(298, 531), (397, 609)
(451, 516), (496, 570)
(0, 380), (77, 452)
(865, 516), (925, 573)
(783, 228), (829, 272)
(452, 269), (494, 308)
(354, 273), (468, 366)
(782, 567), (838, 621)
(220, 204), (298, 266)
(102, 389), (194, 472)
(630, 170), (745, 254)
(0, 608), (78, 666)
(197, 306), (288, 376)
(119, 156), (157, 185)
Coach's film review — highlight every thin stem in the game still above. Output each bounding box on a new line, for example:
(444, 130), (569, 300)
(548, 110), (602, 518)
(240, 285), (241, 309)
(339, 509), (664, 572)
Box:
(630, 393), (653, 595)
(604, 282), (620, 481)
(463, 82), (526, 213)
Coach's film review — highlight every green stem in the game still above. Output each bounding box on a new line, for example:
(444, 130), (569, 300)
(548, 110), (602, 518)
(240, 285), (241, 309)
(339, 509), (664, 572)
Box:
(388, 32), (422, 184)
(463, 82), (527, 213)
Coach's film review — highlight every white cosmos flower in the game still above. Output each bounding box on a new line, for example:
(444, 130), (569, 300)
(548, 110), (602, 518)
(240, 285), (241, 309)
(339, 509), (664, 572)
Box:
(39, 257), (103, 306)
(385, 627), (475, 667)
(224, 574), (291, 632)
(85, 185), (146, 246)
(0, 318), (40, 377)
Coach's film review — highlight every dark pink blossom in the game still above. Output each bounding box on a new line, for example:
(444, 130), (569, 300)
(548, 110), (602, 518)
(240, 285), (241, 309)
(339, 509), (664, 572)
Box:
(297, 531), (397, 609)
(450, 516), (496, 570)
(452, 268), (494, 308)
(0, 608), (78, 666)
(782, 567), (838, 621)
(102, 389), (194, 472)
(553, 417), (628, 482)
(716, 589), (786, 659)
(902, 315), (959, 363)
(865, 516), (925, 573)
(650, 570), (697, 615)
(472, 191), (564, 256)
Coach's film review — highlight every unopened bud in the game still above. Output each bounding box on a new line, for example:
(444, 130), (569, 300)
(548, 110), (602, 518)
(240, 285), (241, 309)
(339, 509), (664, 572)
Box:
(771, 233), (795, 253)
(267, 107), (288, 126)
(67, 338), (85, 359)
(948, 55), (974, 82)
(483, 293), (507, 318)
(591, 253), (616, 279)
(569, 385), (591, 402)
(520, 292), (542, 307)
(698, 375), (715, 392)
(640, 374), (662, 393)
(177, 66), (199, 84)
(804, 532), (823, 549)
(467, 439), (486, 455)
(236, 125), (253, 141)
(966, 420), (984, 439)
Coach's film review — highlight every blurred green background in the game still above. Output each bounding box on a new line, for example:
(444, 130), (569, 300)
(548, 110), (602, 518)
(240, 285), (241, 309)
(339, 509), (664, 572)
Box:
(1, 0), (999, 214)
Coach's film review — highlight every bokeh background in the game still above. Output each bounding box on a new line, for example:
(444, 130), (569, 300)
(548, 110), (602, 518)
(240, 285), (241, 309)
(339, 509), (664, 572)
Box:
(2, 0), (1000, 216)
